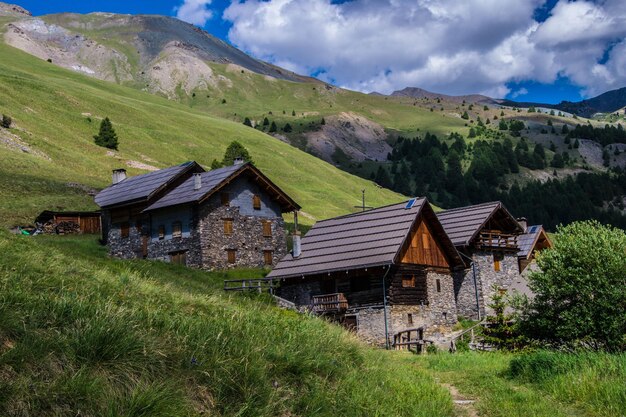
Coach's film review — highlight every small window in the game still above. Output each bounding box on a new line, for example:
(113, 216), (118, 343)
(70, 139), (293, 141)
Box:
(402, 275), (416, 288)
(436, 279), (441, 293)
(221, 192), (230, 206)
(224, 219), (233, 235)
(262, 221), (272, 237)
(227, 249), (236, 264)
(407, 313), (413, 325)
(120, 222), (130, 238)
(263, 250), (273, 265)
(493, 253), (503, 272)
(422, 233), (430, 249)
(252, 195), (261, 210)
(172, 221), (182, 238)
(158, 225), (165, 240)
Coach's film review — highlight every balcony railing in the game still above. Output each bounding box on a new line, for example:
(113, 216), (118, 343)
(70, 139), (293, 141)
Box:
(311, 293), (348, 313)
(475, 230), (518, 250)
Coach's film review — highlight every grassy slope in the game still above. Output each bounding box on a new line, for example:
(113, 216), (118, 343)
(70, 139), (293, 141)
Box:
(417, 351), (626, 417)
(0, 231), (453, 417)
(0, 39), (403, 228)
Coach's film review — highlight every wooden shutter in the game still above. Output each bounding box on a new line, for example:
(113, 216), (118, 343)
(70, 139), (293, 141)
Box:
(493, 253), (503, 272)
(172, 221), (182, 238)
(262, 221), (272, 237)
(227, 249), (236, 264)
(170, 251), (187, 265)
(253, 195), (261, 210)
(221, 192), (230, 206)
(224, 219), (233, 235)
(120, 222), (130, 238)
(264, 250), (273, 265)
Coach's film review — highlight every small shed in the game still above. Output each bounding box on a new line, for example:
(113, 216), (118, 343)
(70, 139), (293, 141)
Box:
(35, 210), (102, 234)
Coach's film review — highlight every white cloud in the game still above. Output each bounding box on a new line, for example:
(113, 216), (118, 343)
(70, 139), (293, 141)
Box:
(222, 0), (626, 98)
(175, 0), (213, 26)
(511, 88), (529, 99)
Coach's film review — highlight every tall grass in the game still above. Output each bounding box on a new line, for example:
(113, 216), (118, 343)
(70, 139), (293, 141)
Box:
(0, 232), (453, 416)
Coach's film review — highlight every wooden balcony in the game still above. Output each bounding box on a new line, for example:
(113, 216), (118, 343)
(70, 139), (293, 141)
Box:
(475, 230), (518, 251)
(312, 293), (348, 313)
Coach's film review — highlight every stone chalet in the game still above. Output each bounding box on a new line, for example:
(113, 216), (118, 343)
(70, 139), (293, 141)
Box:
(94, 160), (300, 269)
(436, 202), (552, 319)
(268, 198), (465, 347)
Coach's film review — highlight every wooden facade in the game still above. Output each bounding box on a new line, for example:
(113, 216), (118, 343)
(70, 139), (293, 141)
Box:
(399, 218), (450, 268)
(35, 210), (101, 234)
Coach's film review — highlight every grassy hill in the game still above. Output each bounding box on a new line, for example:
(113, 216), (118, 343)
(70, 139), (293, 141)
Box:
(0, 230), (454, 416)
(0, 38), (403, 228)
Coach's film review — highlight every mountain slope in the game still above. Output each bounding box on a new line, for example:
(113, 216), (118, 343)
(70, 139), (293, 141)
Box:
(391, 86), (498, 105)
(0, 38), (402, 227)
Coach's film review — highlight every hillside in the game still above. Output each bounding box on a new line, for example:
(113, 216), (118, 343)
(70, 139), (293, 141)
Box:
(0, 37), (403, 228)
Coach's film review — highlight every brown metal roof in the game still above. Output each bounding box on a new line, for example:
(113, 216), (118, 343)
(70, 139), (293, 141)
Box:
(268, 198), (463, 279)
(436, 201), (522, 247)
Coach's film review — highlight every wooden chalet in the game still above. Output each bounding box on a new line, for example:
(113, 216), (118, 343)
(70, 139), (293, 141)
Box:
(517, 223), (552, 272)
(268, 198), (464, 347)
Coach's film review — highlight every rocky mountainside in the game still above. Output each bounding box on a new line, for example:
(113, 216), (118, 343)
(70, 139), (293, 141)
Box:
(391, 87), (499, 105)
(0, 1), (29, 17)
(2, 8), (315, 98)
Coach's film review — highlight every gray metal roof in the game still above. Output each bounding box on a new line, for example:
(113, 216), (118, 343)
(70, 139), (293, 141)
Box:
(95, 162), (198, 208)
(517, 225), (543, 259)
(144, 163), (244, 211)
(268, 198), (462, 279)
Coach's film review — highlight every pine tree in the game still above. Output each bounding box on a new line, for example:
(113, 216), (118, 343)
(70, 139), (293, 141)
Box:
(321, 117), (325, 125)
(461, 111), (469, 120)
(562, 124), (569, 134)
(269, 121), (277, 133)
(243, 117), (252, 127)
(283, 123), (293, 133)
(574, 138), (580, 148)
(263, 117), (269, 126)
(291, 110), (296, 116)
(374, 166), (392, 189)
(222, 141), (253, 166)
(93, 117), (119, 150)
(210, 159), (223, 170)
(468, 127), (476, 138)
(499, 119), (508, 130)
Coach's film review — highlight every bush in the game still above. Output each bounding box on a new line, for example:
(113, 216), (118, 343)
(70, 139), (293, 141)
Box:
(1, 114), (11, 128)
(523, 221), (626, 351)
(222, 141), (253, 166)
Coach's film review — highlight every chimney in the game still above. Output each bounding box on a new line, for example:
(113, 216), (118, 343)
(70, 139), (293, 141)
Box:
(112, 169), (127, 185)
(292, 231), (302, 258)
(233, 157), (244, 165)
(193, 173), (202, 190)
(517, 217), (528, 232)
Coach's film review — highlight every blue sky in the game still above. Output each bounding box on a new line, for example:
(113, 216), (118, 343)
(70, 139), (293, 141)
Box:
(14, 0), (626, 104)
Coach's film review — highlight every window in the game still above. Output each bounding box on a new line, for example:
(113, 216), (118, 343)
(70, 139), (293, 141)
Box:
(493, 253), (503, 272)
(172, 221), (182, 238)
(158, 225), (165, 240)
(170, 251), (187, 265)
(422, 233), (430, 249)
(262, 221), (272, 237)
(221, 192), (230, 206)
(227, 249), (236, 264)
(252, 195), (261, 210)
(407, 313), (413, 325)
(263, 250), (273, 265)
(223, 219), (233, 235)
(436, 279), (441, 293)
(120, 222), (130, 238)
(402, 274), (416, 288)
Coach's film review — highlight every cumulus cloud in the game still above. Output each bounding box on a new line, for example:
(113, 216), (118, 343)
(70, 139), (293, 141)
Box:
(222, 0), (626, 98)
(175, 0), (213, 26)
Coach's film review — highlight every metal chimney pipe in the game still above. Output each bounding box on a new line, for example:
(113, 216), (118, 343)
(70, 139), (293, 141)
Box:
(112, 169), (127, 185)
(233, 157), (244, 165)
(292, 231), (302, 258)
(193, 173), (202, 190)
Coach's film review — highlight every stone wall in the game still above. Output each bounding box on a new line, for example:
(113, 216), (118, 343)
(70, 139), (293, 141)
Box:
(454, 251), (521, 319)
(196, 175), (288, 270)
(104, 213), (147, 260)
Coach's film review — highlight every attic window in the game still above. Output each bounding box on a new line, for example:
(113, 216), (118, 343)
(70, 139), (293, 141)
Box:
(158, 225), (165, 240)
(253, 195), (261, 210)
(402, 275), (416, 288)
(224, 219), (233, 236)
(172, 221), (182, 238)
(262, 220), (272, 237)
(120, 222), (130, 239)
(221, 192), (230, 206)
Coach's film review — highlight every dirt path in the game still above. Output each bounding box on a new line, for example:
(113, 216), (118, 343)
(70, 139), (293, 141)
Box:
(440, 382), (479, 417)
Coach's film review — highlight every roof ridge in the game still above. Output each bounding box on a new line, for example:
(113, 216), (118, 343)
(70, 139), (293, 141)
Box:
(315, 197), (425, 224)
(438, 201), (501, 214)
